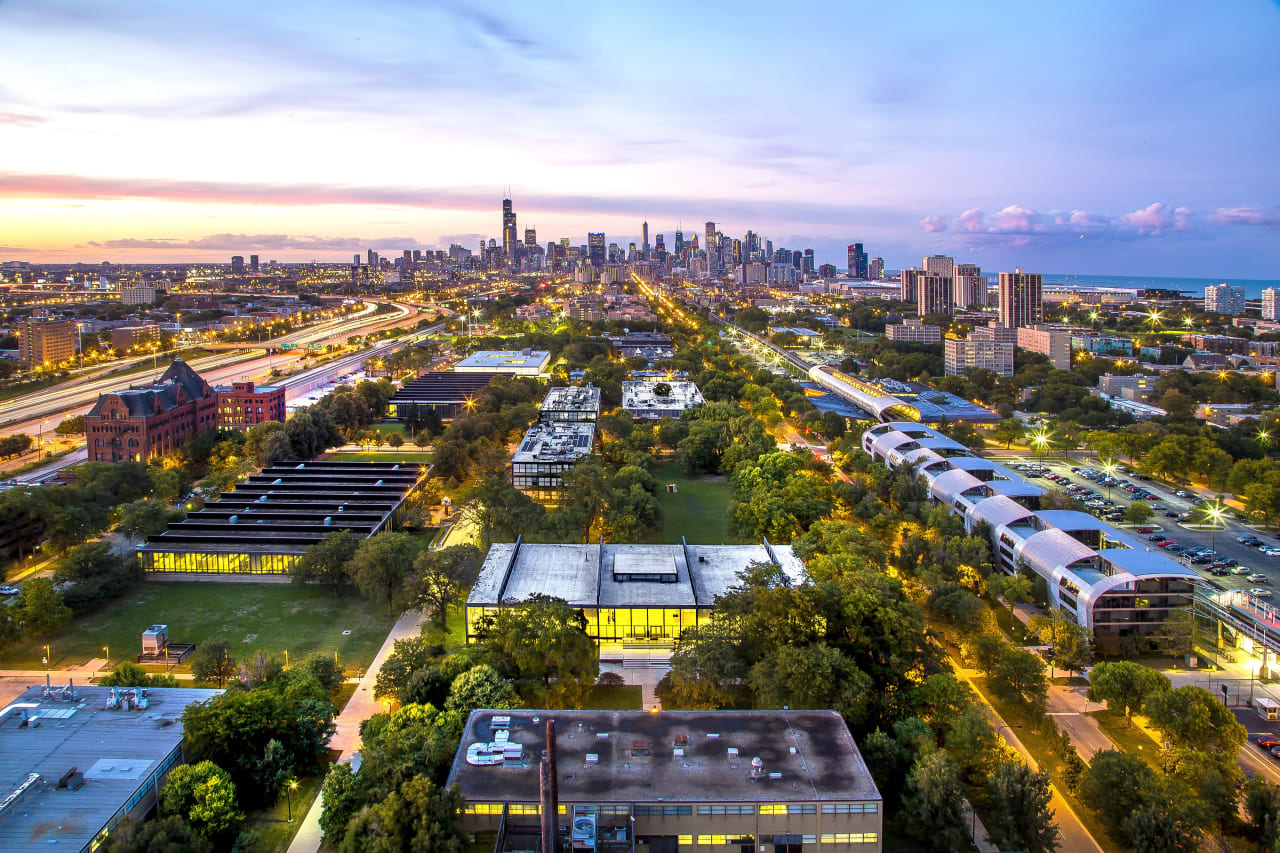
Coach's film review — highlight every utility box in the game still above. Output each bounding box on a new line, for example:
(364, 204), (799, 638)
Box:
(141, 625), (169, 656)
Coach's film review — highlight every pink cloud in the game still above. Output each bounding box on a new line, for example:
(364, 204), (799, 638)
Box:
(1216, 205), (1280, 228)
(921, 214), (947, 233)
(1114, 202), (1191, 235)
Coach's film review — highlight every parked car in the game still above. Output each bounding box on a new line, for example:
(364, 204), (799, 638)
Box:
(1259, 735), (1280, 749)
(1210, 567), (1231, 576)
(1252, 588), (1274, 598)
(1135, 526), (1156, 534)
(1250, 574), (1271, 584)
(0, 585), (17, 596)
(1233, 566), (1253, 575)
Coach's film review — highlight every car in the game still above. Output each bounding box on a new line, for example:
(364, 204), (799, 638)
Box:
(1148, 534), (1167, 542)
(0, 585), (17, 596)
(1160, 540), (1181, 549)
(1252, 588), (1274, 598)
(1164, 510), (1180, 518)
(1135, 526), (1156, 534)
(1241, 535), (1263, 544)
(1176, 489), (1191, 498)
(1143, 494), (1159, 501)
(1234, 565), (1253, 575)
(1249, 574), (1270, 583)
(1210, 567), (1232, 576)
(1192, 555), (1215, 564)
(1260, 735), (1280, 749)
(1221, 558), (1239, 566)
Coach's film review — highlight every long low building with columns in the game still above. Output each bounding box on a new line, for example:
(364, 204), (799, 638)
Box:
(862, 422), (1199, 652)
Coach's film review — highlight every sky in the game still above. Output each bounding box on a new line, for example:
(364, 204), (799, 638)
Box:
(0, 0), (1278, 276)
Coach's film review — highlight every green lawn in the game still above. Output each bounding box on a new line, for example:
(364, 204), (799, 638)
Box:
(643, 460), (746, 545)
(325, 451), (434, 464)
(1087, 710), (1162, 769)
(246, 774), (323, 853)
(371, 422), (406, 435)
(586, 684), (644, 709)
(0, 582), (395, 673)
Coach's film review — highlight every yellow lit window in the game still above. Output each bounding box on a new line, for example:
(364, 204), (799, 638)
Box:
(820, 833), (879, 844)
(697, 836), (727, 845)
(507, 804), (540, 815)
(759, 804), (788, 815)
(463, 803), (503, 815)
(677, 835), (692, 845)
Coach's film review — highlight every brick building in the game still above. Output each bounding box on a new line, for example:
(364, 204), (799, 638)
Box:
(85, 359), (285, 462)
(18, 318), (76, 367)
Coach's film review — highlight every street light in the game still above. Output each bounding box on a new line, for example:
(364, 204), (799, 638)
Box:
(102, 645), (109, 666)
(1031, 429), (1049, 466)
(286, 778), (298, 822)
(42, 644), (50, 670)
(1101, 459), (1117, 503)
(1205, 502), (1226, 556)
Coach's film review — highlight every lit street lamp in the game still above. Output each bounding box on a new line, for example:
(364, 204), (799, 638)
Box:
(1101, 459), (1117, 503)
(286, 778), (298, 822)
(1031, 429), (1049, 466)
(1205, 502), (1226, 556)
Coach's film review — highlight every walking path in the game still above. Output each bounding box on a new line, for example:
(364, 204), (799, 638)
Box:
(287, 608), (427, 853)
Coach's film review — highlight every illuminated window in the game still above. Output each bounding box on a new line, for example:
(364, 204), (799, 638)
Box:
(820, 833), (878, 844)
(463, 803), (503, 815)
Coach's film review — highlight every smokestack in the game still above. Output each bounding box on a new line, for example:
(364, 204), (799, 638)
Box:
(539, 758), (556, 853)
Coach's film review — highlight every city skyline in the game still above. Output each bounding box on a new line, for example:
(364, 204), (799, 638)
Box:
(0, 1), (1277, 276)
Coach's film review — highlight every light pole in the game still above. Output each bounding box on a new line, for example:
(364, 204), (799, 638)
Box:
(43, 644), (50, 670)
(102, 645), (109, 667)
(1031, 430), (1048, 467)
(1206, 502), (1225, 556)
(1102, 459), (1117, 504)
(286, 778), (298, 822)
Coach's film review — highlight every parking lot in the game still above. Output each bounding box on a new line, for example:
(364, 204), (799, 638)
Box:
(988, 454), (1280, 596)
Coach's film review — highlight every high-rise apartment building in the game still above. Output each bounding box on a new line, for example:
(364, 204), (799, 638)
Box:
(1204, 283), (1246, 315)
(954, 263), (985, 309)
(120, 282), (157, 305)
(998, 269), (1043, 329)
(587, 233), (606, 268)
(918, 274), (954, 316)
(922, 254), (954, 277)
(1264, 288), (1279, 321)
(847, 243), (868, 279)
(674, 229), (684, 255)
(1017, 325), (1073, 370)
(945, 325), (1015, 376)
(802, 248), (815, 275)
(899, 268), (921, 303)
(19, 318), (77, 367)
(869, 257), (884, 280)
(705, 221), (716, 254)
(230, 255), (244, 275)
(249, 254), (259, 274)
(502, 198), (518, 262)
(367, 249), (378, 267)
(886, 318), (942, 343)
(818, 263), (838, 278)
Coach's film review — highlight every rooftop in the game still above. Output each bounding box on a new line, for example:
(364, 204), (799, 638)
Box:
(446, 709), (881, 805)
(0, 684), (221, 852)
(512, 422), (596, 464)
(541, 386), (602, 414)
(455, 350), (550, 371)
(621, 380), (704, 412)
(390, 371), (500, 403)
(138, 460), (424, 555)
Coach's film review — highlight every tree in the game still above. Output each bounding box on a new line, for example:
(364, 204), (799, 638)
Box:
(1087, 661), (1171, 717)
(350, 531), (421, 617)
(321, 762), (363, 844)
(1123, 501), (1154, 526)
(54, 415), (85, 435)
(114, 498), (172, 544)
(293, 529), (360, 595)
(15, 577), (71, 637)
(993, 417), (1026, 449)
(1027, 610), (1091, 676)
(473, 595), (599, 707)
(409, 545), (481, 631)
(190, 639), (237, 688)
(159, 760), (245, 843)
(105, 815), (214, 853)
(748, 643), (872, 723)
(1244, 776), (1280, 849)
(901, 751), (970, 851)
(1157, 609), (1196, 658)
(374, 637), (441, 700)
(1144, 684), (1247, 753)
(341, 777), (466, 853)
(444, 665), (520, 716)
(984, 762), (1060, 853)
(1122, 805), (1199, 853)
(1079, 749), (1156, 830)
(387, 432), (405, 449)
(54, 540), (140, 611)
(100, 660), (179, 688)
(991, 646), (1048, 720)
(460, 474), (546, 549)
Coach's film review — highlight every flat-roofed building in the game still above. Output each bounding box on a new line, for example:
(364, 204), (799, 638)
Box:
(214, 380), (285, 430)
(389, 372), (499, 419)
(540, 386), (601, 423)
(18, 318), (76, 367)
(884, 319), (940, 343)
(0, 684), (221, 852)
(944, 326), (1014, 376)
(511, 421), (596, 502)
(449, 709), (882, 853)
(455, 349), (550, 375)
(138, 460), (426, 575)
(109, 324), (160, 352)
(863, 422), (1198, 652)
(1205, 283), (1246, 315)
(621, 380), (705, 420)
(119, 282), (157, 305)
(466, 540), (805, 658)
(998, 269), (1043, 329)
(917, 273), (953, 315)
(1016, 324), (1073, 369)
(608, 332), (675, 360)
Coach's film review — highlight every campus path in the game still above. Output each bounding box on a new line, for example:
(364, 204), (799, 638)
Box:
(287, 608), (428, 853)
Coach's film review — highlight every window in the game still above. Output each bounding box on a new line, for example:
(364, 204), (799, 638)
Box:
(697, 805), (754, 815)
(759, 804), (788, 815)
(821, 803), (878, 814)
(634, 805), (691, 816)
(507, 804), (540, 815)
(820, 833), (878, 844)
(677, 836), (693, 846)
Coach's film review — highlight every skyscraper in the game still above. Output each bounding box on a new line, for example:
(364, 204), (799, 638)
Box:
(1264, 288), (1279, 321)
(954, 264), (985, 308)
(1205, 283), (1246, 315)
(674, 229), (684, 255)
(402, 249), (412, 268)
(705, 222), (716, 253)
(998, 269), (1044, 329)
(654, 234), (666, 260)
(353, 254), (361, 266)
(899, 268), (921, 302)
(641, 221), (650, 259)
(802, 249), (815, 275)
(367, 249), (378, 267)
(869, 257), (884, 280)
(231, 255), (244, 275)
(587, 232), (606, 268)
(502, 198), (517, 262)
(922, 255), (954, 277)
(918, 274), (955, 316)
(847, 243), (868, 279)
(524, 227), (537, 248)
(249, 254), (259, 274)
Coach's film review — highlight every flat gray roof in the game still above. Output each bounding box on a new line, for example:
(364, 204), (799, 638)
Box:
(621, 380), (705, 412)
(446, 709), (881, 804)
(541, 386), (602, 414)
(456, 350), (550, 370)
(512, 422), (596, 464)
(0, 685), (221, 851)
(469, 542), (806, 609)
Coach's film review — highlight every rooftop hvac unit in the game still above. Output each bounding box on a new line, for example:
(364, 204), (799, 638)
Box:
(141, 625), (169, 654)
(572, 814), (597, 848)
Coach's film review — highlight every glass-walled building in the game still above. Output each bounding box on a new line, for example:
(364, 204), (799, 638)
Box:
(466, 539), (807, 661)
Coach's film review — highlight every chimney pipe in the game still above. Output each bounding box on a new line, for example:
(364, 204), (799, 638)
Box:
(546, 719), (559, 831)
(539, 758), (556, 853)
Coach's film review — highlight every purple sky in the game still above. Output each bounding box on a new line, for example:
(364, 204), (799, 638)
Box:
(0, 0), (1277, 276)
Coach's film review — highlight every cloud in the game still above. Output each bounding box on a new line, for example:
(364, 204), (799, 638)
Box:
(1216, 205), (1280, 228)
(924, 201), (1206, 248)
(921, 215), (947, 233)
(1114, 202), (1193, 235)
(82, 234), (437, 252)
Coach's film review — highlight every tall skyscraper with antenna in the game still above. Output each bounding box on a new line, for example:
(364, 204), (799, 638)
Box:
(502, 194), (517, 263)
(641, 221), (650, 259)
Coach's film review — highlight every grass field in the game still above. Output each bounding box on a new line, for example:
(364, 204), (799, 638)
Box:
(643, 460), (746, 545)
(1087, 710), (1162, 769)
(325, 451), (434, 464)
(0, 582), (395, 673)
(586, 684), (643, 709)
(246, 773), (323, 853)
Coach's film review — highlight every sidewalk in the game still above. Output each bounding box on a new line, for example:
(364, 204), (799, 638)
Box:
(287, 608), (427, 853)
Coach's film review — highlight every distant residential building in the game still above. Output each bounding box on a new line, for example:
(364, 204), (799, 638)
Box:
(998, 269), (1043, 329)
(1097, 372), (1159, 401)
(847, 242), (868, 278)
(621, 380), (705, 420)
(119, 282), (156, 305)
(869, 257), (884, 280)
(1071, 333), (1134, 356)
(1016, 324), (1073, 370)
(917, 273), (954, 316)
(885, 318), (941, 343)
(230, 255), (244, 275)
(899, 268), (921, 303)
(110, 325), (160, 352)
(18, 318), (76, 367)
(922, 254), (954, 277)
(1204, 283), (1246, 315)
(954, 263), (984, 308)
(818, 263), (838, 278)
(1183, 352), (1233, 370)
(945, 326), (1014, 376)
(1264, 288), (1280, 321)
(1184, 334), (1249, 355)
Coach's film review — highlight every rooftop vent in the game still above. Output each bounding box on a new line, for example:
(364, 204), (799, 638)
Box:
(751, 757), (764, 779)
(585, 753), (599, 765)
